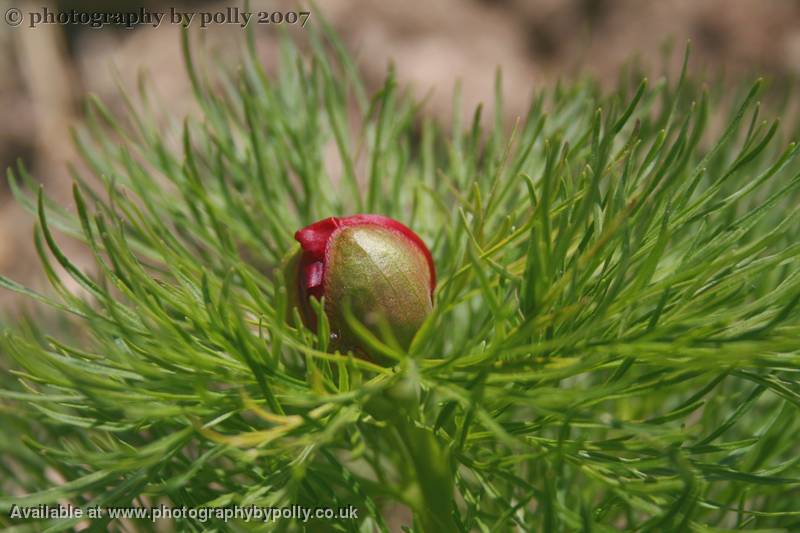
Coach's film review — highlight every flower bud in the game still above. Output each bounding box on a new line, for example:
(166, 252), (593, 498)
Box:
(286, 215), (436, 357)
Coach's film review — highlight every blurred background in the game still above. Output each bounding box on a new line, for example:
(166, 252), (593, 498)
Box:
(3, 0), (800, 309)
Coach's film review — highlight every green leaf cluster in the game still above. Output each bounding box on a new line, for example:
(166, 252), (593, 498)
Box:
(2, 26), (800, 532)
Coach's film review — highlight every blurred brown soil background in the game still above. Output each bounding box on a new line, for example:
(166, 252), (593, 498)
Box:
(3, 0), (800, 311)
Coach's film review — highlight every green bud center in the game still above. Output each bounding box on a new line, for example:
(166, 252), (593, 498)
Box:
(325, 225), (433, 350)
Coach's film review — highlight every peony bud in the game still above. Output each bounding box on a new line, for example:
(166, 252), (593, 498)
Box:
(286, 215), (435, 357)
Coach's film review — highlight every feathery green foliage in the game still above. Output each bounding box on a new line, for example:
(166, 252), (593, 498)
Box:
(2, 25), (800, 532)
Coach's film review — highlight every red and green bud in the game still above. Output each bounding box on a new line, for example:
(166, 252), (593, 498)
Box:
(286, 215), (436, 357)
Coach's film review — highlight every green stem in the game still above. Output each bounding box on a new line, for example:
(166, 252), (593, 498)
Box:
(392, 414), (459, 533)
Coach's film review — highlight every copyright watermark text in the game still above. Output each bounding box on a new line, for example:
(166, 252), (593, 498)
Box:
(4, 7), (310, 29)
(8, 503), (358, 523)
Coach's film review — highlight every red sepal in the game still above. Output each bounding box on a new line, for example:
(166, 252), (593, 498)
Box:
(294, 215), (436, 300)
